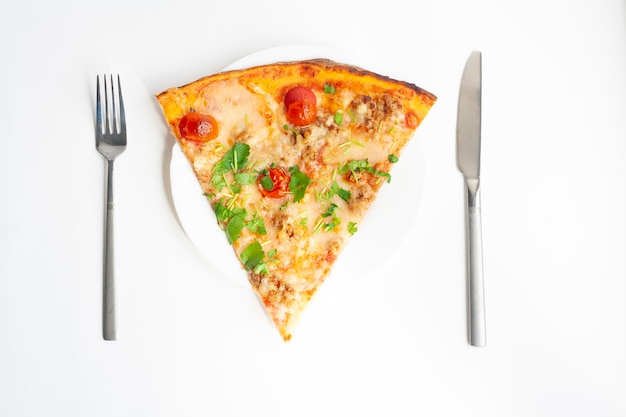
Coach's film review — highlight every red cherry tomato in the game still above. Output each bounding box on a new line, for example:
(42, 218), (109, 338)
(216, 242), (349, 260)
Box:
(257, 166), (291, 199)
(179, 112), (219, 142)
(284, 86), (317, 126)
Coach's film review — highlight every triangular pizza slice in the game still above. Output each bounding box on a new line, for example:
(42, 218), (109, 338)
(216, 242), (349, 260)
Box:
(157, 59), (436, 341)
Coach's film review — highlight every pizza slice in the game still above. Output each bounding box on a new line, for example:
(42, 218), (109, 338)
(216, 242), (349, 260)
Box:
(157, 59), (436, 341)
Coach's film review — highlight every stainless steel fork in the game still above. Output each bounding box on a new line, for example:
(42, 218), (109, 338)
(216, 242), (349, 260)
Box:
(96, 74), (126, 341)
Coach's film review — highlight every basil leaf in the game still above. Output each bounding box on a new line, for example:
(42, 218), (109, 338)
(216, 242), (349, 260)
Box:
(240, 241), (265, 271)
(324, 84), (336, 94)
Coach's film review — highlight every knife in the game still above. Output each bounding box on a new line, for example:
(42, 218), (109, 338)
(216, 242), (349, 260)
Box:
(456, 51), (486, 347)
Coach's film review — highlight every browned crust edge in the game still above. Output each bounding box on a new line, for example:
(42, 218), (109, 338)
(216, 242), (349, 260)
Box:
(156, 58), (437, 103)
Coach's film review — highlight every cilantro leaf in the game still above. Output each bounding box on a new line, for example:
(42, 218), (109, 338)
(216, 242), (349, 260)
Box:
(348, 221), (358, 235)
(260, 175), (274, 191)
(234, 172), (254, 185)
(338, 159), (369, 175)
(366, 167), (391, 183)
(213, 201), (230, 224)
(339, 158), (392, 183)
(288, 165), (311, 203)
(240, 241), (265, 272)
(230, 142), (250, 171)
(321, 203), (338, 218)
(211, 142), (250, 190)
(331, 181), (351, 203)
(246, 213), (267, 236)
(323, 216), (341, 232)
(225, 213), (245, 244)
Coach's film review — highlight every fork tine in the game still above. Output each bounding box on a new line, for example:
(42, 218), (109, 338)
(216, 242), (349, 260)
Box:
(117, 75), (126, 136)
(109, 74), (118, 135)
(104, 75), (111, 135)
(96, 75), (102, 135)
(96, 74), (126, 142)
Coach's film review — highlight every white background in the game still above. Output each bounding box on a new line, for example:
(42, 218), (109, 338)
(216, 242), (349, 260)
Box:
(1, 0), (625, 416)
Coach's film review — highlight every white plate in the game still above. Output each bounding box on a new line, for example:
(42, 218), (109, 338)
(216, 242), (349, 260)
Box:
(169, 45), (425, 290)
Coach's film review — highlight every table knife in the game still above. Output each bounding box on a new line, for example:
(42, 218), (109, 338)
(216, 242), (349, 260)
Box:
(456, 51), (486, 347)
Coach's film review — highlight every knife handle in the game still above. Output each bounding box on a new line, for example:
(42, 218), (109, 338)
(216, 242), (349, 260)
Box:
(466, 183), (486, 347)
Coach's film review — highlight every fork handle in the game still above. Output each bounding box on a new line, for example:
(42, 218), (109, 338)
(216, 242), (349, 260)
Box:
(103, 159), (116, 341)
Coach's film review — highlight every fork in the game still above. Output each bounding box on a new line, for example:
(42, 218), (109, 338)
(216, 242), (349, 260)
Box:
(96, 74), (126, 341)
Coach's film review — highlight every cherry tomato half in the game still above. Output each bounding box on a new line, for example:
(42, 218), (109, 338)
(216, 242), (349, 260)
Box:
(179, 112), (219, 142)
(257, 166), (291, 199)
(284, 86), (317, 126)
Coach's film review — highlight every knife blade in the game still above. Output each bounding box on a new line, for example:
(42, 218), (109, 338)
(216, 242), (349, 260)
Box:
(456, 51), (486, 347)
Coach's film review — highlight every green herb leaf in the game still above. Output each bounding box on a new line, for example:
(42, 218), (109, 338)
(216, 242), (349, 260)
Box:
(231, 143), (250, 171)
(366, 167), (391, 183)
(324, 84), (336, 94)
(323, 216), (341, 231)
(288, 165), (311, 203)
(260, 175), (274, 191)
(334, 111), (343, 126)
(211, 173), (227, 191)
(348, 221), (358, 235)
(240, 241), (265, 272)
(322, 203), (338, 218)
(338, 159), (369, 175)
(331, 181), (351, 203)
(213, 201), (230, 224)
(234, 172), (254, 185)
(211, 142), (251, 190)
(225, 214), (245, 244)
(338, 158), (392, 183)
(283, 124), (298, 134)
(388, 154), (399, 163)
(246, 213), (267, 236)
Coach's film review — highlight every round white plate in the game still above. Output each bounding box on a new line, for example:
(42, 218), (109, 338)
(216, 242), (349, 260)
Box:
(170, 45), (425, 290)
